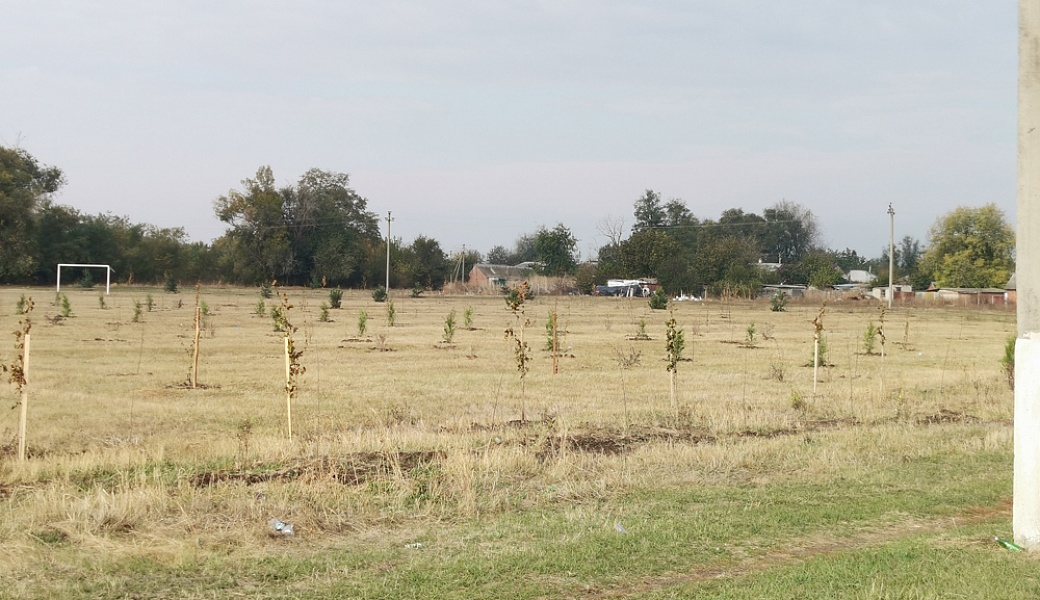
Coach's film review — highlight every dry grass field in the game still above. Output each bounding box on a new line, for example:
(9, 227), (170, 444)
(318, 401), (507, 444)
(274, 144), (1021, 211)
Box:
(0, 285), (1032, 598)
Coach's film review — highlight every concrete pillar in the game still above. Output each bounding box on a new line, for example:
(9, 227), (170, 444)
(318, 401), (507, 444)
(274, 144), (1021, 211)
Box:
(1015, 0), (1040, 548)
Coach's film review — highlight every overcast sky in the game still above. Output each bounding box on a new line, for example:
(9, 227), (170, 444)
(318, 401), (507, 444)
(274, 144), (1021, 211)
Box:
(1, 1), (1018, 261)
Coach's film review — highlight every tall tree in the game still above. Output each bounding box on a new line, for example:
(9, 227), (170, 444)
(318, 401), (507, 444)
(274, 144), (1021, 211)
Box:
(632, 189), (666, 232)
(395, 235), (450, 289)
(760, 200), (819, 264)
(662, 199), (699, 250)
(285, 168), (379, 286)
(920, 204), (1015, 288)
(0, 146), (65, 281)
(534, 223), (578, 276)
(213, 166), (292, 283)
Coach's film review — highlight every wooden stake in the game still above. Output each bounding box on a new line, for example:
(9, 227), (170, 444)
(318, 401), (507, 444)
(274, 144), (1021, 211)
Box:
(17, 334), (30, 461)
(191, 306), (201, 388)
(285, 335), (292, 442)
(813, 335), (819, 395)
(551, 309), (559, 375)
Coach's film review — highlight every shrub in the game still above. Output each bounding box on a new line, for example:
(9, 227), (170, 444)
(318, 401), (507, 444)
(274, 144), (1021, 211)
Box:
(357, 310), (368, 337)
(164, 275), (178, 293)
(770, 290), (788, 312)
(372, 286), (388, 303)
(146, 294), (155, 312)
(132, 298), (143, 323)
(319, 302), (331, 322)
(810, 333), (829, 367)
(863, 322), (877, 355)
(744, 323), (757, 348)
(463, 307), (474, 329)
(443, 309), (457, 343)
(386, 298), (396, 327)
(329, 287), (343, 309)
(270, 305), (285, 332)
(254, 298), (266, 316)
(59, 294), (72, 318)
(259, 281), (273, 299)
(79, 271), (95, 289)
(411, 283), (424, 298)
(648, 289), (668, 310)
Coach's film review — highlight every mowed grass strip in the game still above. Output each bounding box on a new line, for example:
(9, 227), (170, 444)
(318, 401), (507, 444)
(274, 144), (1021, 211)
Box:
(2, 423), (1015, 599)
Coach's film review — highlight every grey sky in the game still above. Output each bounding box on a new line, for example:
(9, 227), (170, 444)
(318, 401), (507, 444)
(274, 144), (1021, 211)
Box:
(1, 1), (1017, 261)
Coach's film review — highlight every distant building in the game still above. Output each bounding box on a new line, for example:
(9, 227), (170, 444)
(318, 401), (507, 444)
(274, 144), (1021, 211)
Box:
(846, 269), (875, 284)
(468, 264), (534, 289)
(871, 284), (914, 302)
(1007, 273), (1017, 305)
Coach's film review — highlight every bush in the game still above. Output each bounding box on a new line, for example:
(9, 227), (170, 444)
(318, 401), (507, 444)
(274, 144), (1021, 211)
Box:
(411, 283), (424, 298)
(259, 281), (273, 299)
(357, 310), (368, 337)
(863, 322), (877, 355)
(648, 289), (668, 310)
(770, 291), (788, 312)
(319, 302), (331, 322)
(329, 287), (343, 309)
(443, 309), (457, 343)
(164, 275), (178, 293)
(372, 287), (388, 303)
(59, 294), (72, 318)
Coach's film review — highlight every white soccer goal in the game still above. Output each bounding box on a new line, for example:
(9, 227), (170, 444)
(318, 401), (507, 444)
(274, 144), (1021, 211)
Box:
(56, 263), (114, 295)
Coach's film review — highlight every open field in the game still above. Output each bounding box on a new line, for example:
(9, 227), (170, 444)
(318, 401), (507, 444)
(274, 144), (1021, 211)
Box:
(0, 285), (1034, 598)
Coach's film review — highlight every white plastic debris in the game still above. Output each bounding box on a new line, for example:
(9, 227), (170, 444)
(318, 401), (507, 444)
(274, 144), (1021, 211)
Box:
(614, 522), (628, 535)
(268, 518), (294, 536)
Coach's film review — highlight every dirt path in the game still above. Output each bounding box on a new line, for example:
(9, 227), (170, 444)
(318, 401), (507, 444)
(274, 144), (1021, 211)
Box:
(570, 498), (1013, 599)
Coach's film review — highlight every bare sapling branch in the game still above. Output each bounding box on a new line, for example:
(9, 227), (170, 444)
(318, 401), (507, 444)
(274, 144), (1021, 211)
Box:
(274, 292), (306, 442)
(8, 297), (33, 460)
(504, 281), (532, 423)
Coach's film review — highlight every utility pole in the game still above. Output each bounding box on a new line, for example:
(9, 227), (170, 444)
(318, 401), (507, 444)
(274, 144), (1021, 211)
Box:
(888, 204), (895, 309)
(385, 211), (393, 292)
(1015, 0), (1040, 549)
(461, 244), (466, 284)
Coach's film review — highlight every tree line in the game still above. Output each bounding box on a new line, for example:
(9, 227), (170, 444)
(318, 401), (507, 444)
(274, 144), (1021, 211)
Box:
(0, 146), (1015, 294)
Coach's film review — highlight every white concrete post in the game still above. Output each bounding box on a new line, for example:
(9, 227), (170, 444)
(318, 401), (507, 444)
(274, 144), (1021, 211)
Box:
(385, 211), (393, 291)
(1015, 0), (1040, 549)
(888, 204), (895, 309)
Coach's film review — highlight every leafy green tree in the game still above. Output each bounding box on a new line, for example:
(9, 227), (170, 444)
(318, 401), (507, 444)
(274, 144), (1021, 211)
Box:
(534, 223), (578, 276)
(833, 248), (871, 273)
(285, 169), (379, 287)
(760, 200), (819, 264)
(486, 234), (538, 266)
(390, 236), (450, 290)
(778, 250), (843, 288)
(920, 204), (1014, 288)
(692, 229), (761, 297)
(717, 208), (766, 242)
(662, 199), (699, 250)
(213, 166), (292, 283)
(632, 189), (666, 232)
(615, 229), (683, 279)
(0, 146), (65, 281)
(486, 245), (513, 264)
(574, 262), (598, 294)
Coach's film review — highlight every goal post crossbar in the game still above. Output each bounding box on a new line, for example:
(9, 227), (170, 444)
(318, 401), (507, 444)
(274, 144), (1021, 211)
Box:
(56, 264), (115, 295)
